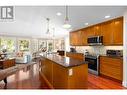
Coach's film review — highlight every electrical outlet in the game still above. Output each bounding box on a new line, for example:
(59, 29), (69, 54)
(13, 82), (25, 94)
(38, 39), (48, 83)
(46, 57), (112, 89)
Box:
(69, 69), (73, 76)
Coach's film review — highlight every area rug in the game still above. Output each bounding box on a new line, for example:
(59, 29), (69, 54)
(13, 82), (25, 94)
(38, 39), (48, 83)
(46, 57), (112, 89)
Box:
(0, 61), (37, 81)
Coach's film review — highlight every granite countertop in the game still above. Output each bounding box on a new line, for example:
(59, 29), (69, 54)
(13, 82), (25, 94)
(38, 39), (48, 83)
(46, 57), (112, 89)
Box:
(0, 58), (15, 62)
(100, 55), (123, 59)
(66, 52), (84, 54)
(42, 54), (87, 68)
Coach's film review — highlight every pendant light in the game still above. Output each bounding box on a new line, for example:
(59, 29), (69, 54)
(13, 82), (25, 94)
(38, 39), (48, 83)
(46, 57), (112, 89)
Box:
(52, 28), (55, 39)
(46, 18), (50, 34)
(62, 6), (71, 29)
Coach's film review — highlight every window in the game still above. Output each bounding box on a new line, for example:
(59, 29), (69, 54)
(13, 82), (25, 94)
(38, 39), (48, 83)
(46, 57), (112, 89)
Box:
(38, 40), (47, 52)
(18, 39), (30, 52)
(47, 40), (53, 52)
(0, 37), (15, 53)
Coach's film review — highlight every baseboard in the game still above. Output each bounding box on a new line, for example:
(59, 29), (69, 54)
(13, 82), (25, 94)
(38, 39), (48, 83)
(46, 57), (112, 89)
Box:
(122, 81), (127, 88)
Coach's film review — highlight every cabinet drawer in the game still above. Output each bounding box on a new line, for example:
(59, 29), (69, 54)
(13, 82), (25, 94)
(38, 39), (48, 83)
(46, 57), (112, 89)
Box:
(100, 57), (123, 81)
(100, 63), (122, 80)
(100, 57), (122, 67)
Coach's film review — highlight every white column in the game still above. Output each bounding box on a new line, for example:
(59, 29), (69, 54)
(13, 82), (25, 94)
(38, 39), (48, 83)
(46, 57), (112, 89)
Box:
(64, 34), (70, 52)
(123, 11), (127, 87)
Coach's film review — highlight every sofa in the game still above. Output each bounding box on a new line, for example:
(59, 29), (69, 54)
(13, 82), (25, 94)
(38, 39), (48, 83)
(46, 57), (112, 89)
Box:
(15, 52), (32, 63)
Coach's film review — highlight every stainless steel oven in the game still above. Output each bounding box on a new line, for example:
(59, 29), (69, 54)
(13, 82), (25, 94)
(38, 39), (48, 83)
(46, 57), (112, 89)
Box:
(85, 55), (99, 75)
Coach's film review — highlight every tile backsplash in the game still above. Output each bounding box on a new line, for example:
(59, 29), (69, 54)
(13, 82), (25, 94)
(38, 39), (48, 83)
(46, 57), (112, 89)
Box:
(72, 46), (123, 55)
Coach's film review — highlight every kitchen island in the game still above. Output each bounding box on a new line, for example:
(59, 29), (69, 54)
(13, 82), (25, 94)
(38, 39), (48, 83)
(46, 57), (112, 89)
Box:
(39, 54), (88, 89)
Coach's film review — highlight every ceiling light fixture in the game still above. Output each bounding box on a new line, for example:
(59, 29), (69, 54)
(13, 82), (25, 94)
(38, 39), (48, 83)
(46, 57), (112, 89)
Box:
(85, 23), (89, 26)
(46, 18), (50, 34)
(62, 6), (71, 29)
(56, 12), (62, 16)
(105, 15), (110, 19)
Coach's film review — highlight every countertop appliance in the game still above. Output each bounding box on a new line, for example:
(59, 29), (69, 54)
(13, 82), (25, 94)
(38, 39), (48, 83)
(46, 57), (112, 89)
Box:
(84, 49), (89, 56)
(106, 50), (123, 57)
(87, 36), (103, 46)
(70, 48), (76, 53)
(85, 54), (99, 75)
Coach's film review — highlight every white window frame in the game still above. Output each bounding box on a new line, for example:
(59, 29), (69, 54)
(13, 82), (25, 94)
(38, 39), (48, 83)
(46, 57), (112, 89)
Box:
(0, 36), (16, 53)
(17, 38), (31, 52)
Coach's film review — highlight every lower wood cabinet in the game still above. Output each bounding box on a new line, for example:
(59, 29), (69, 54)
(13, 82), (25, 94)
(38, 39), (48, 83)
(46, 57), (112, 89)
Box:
(100, 56), (123, 81)
(40, 57), (88, 89)
(0, 58), (15, 69)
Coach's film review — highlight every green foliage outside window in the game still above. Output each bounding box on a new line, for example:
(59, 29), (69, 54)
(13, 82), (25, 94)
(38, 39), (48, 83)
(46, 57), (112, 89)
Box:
(19, 40), (29, 51)
(48, 42), (53, 52)
(0, 38), (15, 52)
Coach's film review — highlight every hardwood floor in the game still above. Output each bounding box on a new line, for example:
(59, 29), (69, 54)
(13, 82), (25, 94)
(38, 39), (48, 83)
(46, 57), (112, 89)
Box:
(0, 62), (125, 89)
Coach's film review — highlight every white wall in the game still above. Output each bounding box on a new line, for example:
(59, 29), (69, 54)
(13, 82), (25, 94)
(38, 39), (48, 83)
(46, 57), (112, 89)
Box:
(65, 34), (70, 52)
(72, 46), (123, 55)
(123, 11), (127, 87)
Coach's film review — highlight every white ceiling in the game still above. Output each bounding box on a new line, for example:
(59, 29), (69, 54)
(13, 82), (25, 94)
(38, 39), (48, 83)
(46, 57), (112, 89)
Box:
(0, 6), (127, 38)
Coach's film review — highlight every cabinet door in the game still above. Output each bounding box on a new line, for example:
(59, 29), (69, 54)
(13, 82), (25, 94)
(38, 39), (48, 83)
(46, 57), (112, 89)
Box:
(101, 21), (114, 45)
(87, 27), (95, 38)
(42, 59), (53, 84)
(81, 28), (88, 45)
(94, 24), (102, 36)
(76, 31), (82, 45)
(70, 32), (77, 46)
(53, 63), (68, 89)
(100, 57), (123, 81)
(113, 17), (123, 45)
(70, 31), (82, 46)
(70, 32), (74, 46)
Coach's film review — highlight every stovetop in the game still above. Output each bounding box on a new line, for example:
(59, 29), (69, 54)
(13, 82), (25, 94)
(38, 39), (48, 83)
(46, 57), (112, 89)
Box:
(85, 54), (100, 59)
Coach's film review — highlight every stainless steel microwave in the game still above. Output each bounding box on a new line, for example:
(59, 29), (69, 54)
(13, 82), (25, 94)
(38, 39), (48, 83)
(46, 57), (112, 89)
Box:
(87, 36), (103, 45)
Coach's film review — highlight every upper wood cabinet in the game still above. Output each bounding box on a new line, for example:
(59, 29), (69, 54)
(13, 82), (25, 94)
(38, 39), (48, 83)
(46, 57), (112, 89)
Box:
(70, 30), (82, 46)
(101, 17), (123, 45)
(70, 32), (77, 46)
(113, 17), (123, 45)
(101, 20), (114, 45)
(70, 17), (123, 46)
(94, 24), (102, 36)
(81, 28), (90, 45)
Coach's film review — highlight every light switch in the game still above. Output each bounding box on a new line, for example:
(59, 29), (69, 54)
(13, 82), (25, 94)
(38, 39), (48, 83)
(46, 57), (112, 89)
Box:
(69, 69), (73, 76)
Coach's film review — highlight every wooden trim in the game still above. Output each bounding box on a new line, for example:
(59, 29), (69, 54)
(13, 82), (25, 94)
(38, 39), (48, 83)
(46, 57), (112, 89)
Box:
(99, 74), (122, 83)
(39, 72), (54, 89)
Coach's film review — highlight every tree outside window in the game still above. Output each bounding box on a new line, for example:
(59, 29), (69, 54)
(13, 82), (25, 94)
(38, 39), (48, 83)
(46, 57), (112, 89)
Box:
(47, 41), (53, 52)
(18, 40), (30, 52)
(0, 38), (15, 53)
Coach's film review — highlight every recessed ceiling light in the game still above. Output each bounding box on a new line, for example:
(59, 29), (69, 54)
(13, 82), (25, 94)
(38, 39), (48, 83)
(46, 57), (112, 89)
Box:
(56, 12), (62, 16)
(105, 15), (110, 19)
(85, 23), (89, 25)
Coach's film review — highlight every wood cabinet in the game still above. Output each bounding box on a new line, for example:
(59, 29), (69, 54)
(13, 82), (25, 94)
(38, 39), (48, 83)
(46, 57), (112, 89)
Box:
(52, 63), (68, 89)
(41, 58), (53, 84)
(70, 30), (82, 46)
(94, 24), (102, 36)
(101, 17), (123, 45)
(101, 20), (114, 45)
(113, 17), (123, 45)
(70, 17), (123, 46)
(66, 52), (84, 60)
(81, 28), (89, 45)
(70, 32), (76, 46)
(40, 57), (88, 89)
(0, 58), (15, 69)
(100, 56), (123, 81)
